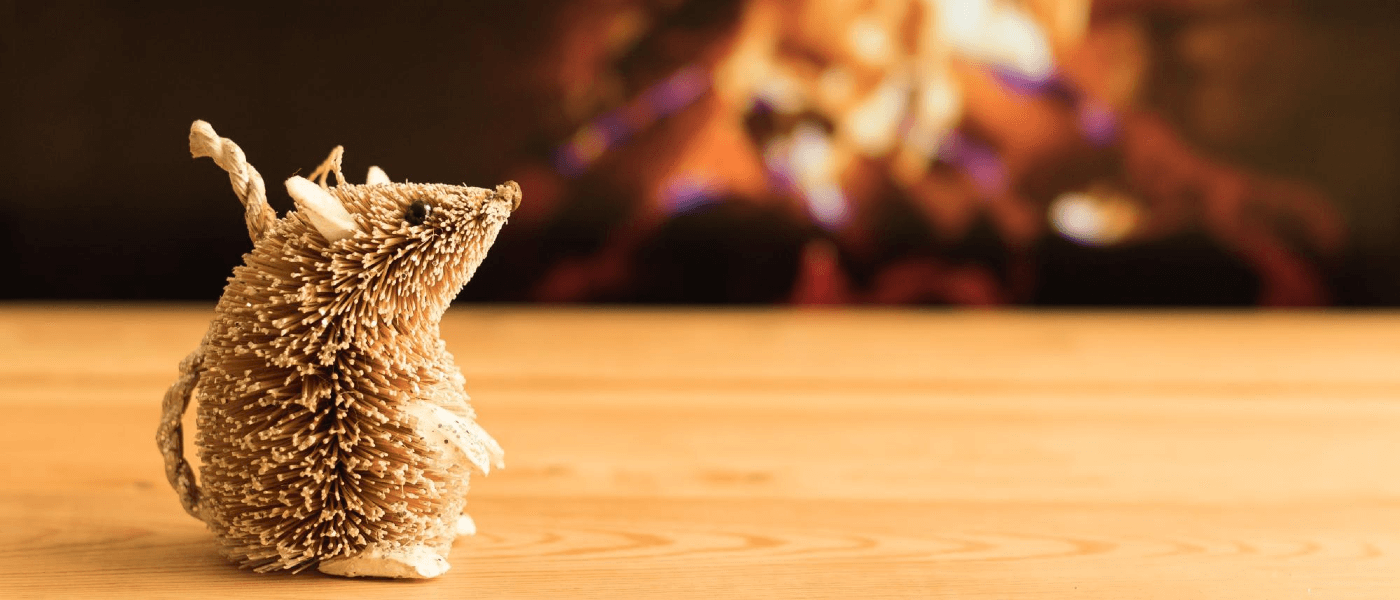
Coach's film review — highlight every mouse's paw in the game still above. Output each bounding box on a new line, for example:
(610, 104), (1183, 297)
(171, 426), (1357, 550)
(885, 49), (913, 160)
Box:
(317, 544), (450, 579)
(456, 514), (476, 537)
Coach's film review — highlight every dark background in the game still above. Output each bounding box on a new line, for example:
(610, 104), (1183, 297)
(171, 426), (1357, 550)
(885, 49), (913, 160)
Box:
(1, 2), (564, 300)
(3, 1), (1400, 305)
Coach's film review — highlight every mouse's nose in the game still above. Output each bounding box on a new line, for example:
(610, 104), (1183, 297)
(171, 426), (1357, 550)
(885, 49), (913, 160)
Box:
(497, 181), (522, 212)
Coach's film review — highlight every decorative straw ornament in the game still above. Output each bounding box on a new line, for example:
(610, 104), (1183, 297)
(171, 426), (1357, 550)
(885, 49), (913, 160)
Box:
(157, 121), (518, 578)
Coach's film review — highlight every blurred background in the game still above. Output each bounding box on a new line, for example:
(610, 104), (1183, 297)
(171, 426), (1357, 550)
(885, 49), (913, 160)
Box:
(2, 0), (1399, 306)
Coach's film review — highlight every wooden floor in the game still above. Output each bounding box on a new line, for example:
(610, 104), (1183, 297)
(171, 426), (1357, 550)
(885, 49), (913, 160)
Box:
(2, 306), (1399, 598)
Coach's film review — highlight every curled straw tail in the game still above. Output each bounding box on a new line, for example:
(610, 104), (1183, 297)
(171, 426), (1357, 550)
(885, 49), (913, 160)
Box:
(190, 120), (278, 242)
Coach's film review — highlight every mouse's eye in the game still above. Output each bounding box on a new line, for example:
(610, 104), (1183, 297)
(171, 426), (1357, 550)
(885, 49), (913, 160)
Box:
(405, 200), (430, 226)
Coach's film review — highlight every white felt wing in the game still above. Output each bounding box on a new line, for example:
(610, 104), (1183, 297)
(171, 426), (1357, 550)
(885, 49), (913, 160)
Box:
(405, 401), (505, 475)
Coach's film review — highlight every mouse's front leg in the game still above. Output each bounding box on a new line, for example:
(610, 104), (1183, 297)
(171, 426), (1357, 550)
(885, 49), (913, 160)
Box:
(315, 388), (501, 579)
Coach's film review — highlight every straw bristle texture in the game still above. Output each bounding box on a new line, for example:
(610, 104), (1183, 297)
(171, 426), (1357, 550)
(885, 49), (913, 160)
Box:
(192, 180), (515, 572)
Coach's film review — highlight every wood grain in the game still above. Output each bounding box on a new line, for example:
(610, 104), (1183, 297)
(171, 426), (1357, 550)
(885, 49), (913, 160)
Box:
(1, 306), (1398, 598)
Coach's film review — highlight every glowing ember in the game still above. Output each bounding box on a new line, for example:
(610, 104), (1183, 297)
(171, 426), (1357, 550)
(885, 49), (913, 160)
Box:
(1049, 187), (1142, 246)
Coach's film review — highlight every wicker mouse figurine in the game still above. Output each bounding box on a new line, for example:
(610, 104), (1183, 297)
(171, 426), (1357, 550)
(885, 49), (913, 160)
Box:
(157, 121), (514, 578)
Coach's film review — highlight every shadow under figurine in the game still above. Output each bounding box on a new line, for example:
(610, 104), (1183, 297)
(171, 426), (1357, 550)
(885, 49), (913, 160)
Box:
(157, 120), (517, 578)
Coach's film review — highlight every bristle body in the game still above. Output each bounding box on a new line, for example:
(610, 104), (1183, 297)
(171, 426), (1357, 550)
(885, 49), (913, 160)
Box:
(192, 181), (513, 573)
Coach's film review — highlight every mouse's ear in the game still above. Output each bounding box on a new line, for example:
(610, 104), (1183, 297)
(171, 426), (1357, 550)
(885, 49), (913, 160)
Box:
(285, 176), (361, 242)
(366, 166), (390, 185)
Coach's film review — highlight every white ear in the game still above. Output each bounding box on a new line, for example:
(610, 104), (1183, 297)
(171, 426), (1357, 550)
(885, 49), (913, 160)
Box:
(285, 176), (361, 242)
(366, 166), (390, 185)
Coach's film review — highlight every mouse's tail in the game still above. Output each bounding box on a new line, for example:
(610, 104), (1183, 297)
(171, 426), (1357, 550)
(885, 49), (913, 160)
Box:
(157, 343), (207, 522)
(190, 120), (278, 243)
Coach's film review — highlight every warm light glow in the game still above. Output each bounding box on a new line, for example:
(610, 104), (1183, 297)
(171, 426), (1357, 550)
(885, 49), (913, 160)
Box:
(1049, 189), (1142, 246)
(902, 67), (963, 167)
(808, 182), (851, 229)
(935, 0), (1055, 81)
(765, 121), (853, 230)
(817, 66), (856, 108)
(844, 72), (910, 157)
(848, 16), (892, 66)
(755, 68), (807, 115)
(790, 121), (834, 180)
